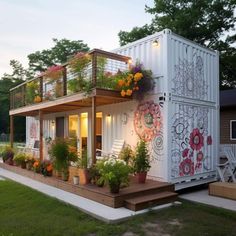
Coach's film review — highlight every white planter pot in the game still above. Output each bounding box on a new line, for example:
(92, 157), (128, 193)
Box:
(73, 176), (79, 185)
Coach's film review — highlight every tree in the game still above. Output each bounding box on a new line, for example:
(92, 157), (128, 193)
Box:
(28, 38), (90, 72)
(118, 0), (236, 89)
(0, 60), (28, 141)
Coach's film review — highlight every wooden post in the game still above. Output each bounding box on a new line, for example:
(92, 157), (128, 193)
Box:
(39, 110), (43, 161)
(10, 115), (14, 148)
(63, 66), (67, 96)
(91, 97), (97, 164)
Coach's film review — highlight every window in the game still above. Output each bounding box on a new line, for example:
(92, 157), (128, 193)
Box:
(230, 120), (236, 140)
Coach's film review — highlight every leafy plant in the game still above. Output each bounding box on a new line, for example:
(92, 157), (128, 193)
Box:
(49, 138), (77, 173)
(40, 160), (53, 176)
(26, 81), (39, 104)
(13, 153), (26, 166)
(134, 140), (151, 173)
(77, 149), (88, 169)
(119, 144), (134, 166)
(2, 146), (14, 164)
(96, 158), (131, 193)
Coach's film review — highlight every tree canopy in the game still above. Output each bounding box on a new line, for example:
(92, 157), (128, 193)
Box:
(118, 0), (236, 89)
(28, 38), (89, 73)
(0, 38), (89, 141)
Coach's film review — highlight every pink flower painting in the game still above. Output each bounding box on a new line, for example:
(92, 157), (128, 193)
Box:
(179, 158), (194, 176)
(189, 128), (204, 151)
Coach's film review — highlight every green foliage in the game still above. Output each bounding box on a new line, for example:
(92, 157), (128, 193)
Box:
(118, 0), (236, 89)
(1, 146), (14, 162)
(134, 140), (151, 173)
(119, 144), (134, 165)
(77, 149), (88, 169)
(96, 158), (131, 189)
(28, 38), (89, 72)
(49, 138), (77, 172)
(13, 152), (27, 165)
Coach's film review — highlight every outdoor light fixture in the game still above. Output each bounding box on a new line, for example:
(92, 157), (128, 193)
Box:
(128, 59), (132, 64)
(107, 114), (111, 117)
(153, 40), (159, 47)
(121, 113), (128, 125)
(51, 120), (55, 129)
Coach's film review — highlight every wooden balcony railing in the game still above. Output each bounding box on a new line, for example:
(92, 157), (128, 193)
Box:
(10, 49), (131, 110)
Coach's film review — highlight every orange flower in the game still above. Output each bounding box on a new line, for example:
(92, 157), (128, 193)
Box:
(125, 81), (130, 86)
(33, 161), (39, 168)
(46, 164), (53, 172)
(126, 89), (133, 96)
(121, 90), (126, 97)
(127, 74), (133, 81)
(135, 86), (139, 91)
(134, 72), (143, 82)
(118, 80), (124, 87)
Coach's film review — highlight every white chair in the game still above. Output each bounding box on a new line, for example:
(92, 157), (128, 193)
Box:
(96, 139), (125, 160)
(217, 148), (236, 183)
(17, 140), (39, 158)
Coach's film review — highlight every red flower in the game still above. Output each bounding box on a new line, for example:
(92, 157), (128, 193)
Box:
(182, 148), (189, 158)
(179, 158), (194, 176)
(207, 136), (212, 145)
(189, 128), (204, 151)
(197, 151), (204, 162)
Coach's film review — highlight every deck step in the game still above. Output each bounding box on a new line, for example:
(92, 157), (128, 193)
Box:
(124, 191), (178, 211)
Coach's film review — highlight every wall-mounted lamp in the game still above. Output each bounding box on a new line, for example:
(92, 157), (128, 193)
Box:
(107, 114), (111, 117)
(51, 120), (55, 129)
(152, 40), (159, 47)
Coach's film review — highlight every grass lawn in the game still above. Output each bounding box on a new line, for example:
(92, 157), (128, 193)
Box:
(0, 180), (236, 236)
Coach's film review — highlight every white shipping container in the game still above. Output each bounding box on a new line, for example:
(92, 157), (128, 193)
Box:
(26, 29), (219, 189)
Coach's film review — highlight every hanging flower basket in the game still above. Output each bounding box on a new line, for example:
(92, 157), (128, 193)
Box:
(116, 63), (154, 100)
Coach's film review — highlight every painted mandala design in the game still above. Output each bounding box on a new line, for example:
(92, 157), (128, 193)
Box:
(172, 55), (207, 100)
(134, 100), (162, 142)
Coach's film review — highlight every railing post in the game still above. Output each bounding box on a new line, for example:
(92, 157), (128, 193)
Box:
(63, 66), (67, 96)
(39, 77), (43, 101)
(91, 52), (97, 87)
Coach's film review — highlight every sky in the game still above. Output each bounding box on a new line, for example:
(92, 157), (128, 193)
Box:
(0, 0), (154, 77)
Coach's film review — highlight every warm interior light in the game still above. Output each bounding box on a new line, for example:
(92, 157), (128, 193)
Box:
(107, 114), (111, 117)
(128, 59), (132, 64)
(80, 113), (88, 137)
(153, 40), (159, 47)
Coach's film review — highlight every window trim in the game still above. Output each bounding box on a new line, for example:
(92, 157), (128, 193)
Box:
(230, 120), (236, 140)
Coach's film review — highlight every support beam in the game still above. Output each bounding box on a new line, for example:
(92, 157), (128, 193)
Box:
(10, 115), (14, 148)
(91, 97), (97, 164)
(39, 110), (43, 161)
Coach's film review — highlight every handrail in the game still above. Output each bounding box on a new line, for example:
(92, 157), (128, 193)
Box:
(9, 49), (131, 92)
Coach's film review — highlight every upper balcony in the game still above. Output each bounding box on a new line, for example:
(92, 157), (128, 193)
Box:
(9, 49), (132, 116)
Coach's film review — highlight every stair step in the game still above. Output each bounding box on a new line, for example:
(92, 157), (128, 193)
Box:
(125, 191), (178, 211)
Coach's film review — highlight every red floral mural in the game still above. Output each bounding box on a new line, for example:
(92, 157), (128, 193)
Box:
(189, 128), (204, 151)
(179, 158), (194, 176)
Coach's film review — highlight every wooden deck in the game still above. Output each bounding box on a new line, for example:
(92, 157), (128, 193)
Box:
(0, 163), (177, 210)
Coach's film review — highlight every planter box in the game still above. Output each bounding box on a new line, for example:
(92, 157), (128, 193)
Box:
(209, 182), (236, 200)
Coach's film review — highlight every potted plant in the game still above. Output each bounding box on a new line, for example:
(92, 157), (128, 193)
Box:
(77, 150), (89, 185)
(118, 144), (134, 166)
(40, 160), (53, 177)
(2, 146), (14, 165)
(32, 160), (41, 173)
(133, 139), (151, 183)
(97, 157), (130, 193)
(25, 154), (35, 170)
(89, 165), (104, 187)
(49, 138), (77, 181)
(13, 152), (27, 169)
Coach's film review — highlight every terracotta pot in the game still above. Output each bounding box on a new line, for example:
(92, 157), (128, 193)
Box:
(137, 172), (147, 183)
(78, 169), (89, 185)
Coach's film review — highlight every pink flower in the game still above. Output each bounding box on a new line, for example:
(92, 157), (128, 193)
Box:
(46, 65), (64, 73)
(179, 158), (194, 176)
(207, 136), (212, 145)
(197, 151), (204, 162)
(189, 128), (204, 151)
(182, 148), (189, 158)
